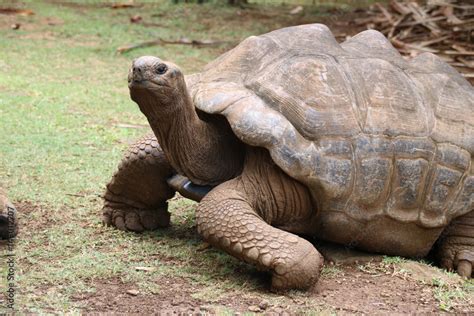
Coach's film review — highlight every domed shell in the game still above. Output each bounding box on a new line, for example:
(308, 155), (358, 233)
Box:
(188, 24), (474, 228)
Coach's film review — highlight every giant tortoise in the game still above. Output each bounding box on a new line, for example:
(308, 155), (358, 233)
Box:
(103, 24), (473, 290)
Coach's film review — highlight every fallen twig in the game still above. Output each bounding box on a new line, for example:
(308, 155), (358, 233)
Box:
(355, 0), (474, 84)
(66, 193), (86, 198)
(110, 2), (136, 9)
(117, 37), (231, 54)
(117, 39), (161, 54)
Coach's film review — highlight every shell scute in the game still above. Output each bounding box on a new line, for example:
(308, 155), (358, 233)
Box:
(340, 29), (405, 64)
(391, 158), (430, 212)
(341, 57), (429, 137)
(245, 55), (360, 139)
(407, 53), (474, 152)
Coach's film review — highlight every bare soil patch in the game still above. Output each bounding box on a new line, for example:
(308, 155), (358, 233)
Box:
(72, 258), (472, 314)
(314, 266), (438, 314)
(72, 277), (204, 314)
(13, 200), (55, 234)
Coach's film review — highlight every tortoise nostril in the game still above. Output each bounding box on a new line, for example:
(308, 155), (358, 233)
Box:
(133, 67), (141, 73)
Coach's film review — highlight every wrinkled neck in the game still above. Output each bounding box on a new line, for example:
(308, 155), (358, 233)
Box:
(149, 92), (202, 171)
(146, 85), (244, 185)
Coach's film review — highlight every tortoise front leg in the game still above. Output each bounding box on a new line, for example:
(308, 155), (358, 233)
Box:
(102, 133), (175, 232)
(437, 210), (474, 278)
(196, 148), (323, 290)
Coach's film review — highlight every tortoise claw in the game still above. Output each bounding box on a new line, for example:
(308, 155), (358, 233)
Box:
(439, 250), (473, 278)
(102, 205), (171, 233)
(440, 258), (453, 271)
(457, 260), (472, 278)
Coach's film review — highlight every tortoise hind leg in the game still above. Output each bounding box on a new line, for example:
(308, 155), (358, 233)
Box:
(103, 133), (175, 232)
(196, 148), (323, 290)
(437, 210), (474, 278)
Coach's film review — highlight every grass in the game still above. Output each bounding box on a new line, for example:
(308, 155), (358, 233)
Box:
(357, 256), (473, 312)
(321, 265), (342, 278)
(0, 0), (471, 313)
(432, 278), (472, 312)
(0, 0), (359, 312)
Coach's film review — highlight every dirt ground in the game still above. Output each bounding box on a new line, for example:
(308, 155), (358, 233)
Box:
(12, 201), (474, 314)
(1, 1), (473, 314)
(73, 265), (471, 314)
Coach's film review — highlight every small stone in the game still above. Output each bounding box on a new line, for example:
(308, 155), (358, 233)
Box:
(171, 300), (180, 306)
(248, 305), (261, 312)
(200, 305), (213, 312)
(126, 289), (139, 296)
(259, 300), (270, 310)
(130, 15), (142, 23)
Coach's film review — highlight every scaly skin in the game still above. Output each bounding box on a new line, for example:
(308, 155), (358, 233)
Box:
(438, 210), (474, 278)
(196, 148), (323, 290)
(102, 133), (175, 232)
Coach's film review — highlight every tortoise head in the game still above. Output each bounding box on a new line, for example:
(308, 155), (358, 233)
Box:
(128, 56), (187, 119)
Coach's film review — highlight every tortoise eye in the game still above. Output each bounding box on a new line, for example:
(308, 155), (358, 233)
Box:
(156, 64), (167, 75)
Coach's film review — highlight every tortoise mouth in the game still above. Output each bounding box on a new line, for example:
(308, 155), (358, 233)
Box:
(128, 79), (170, 90)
